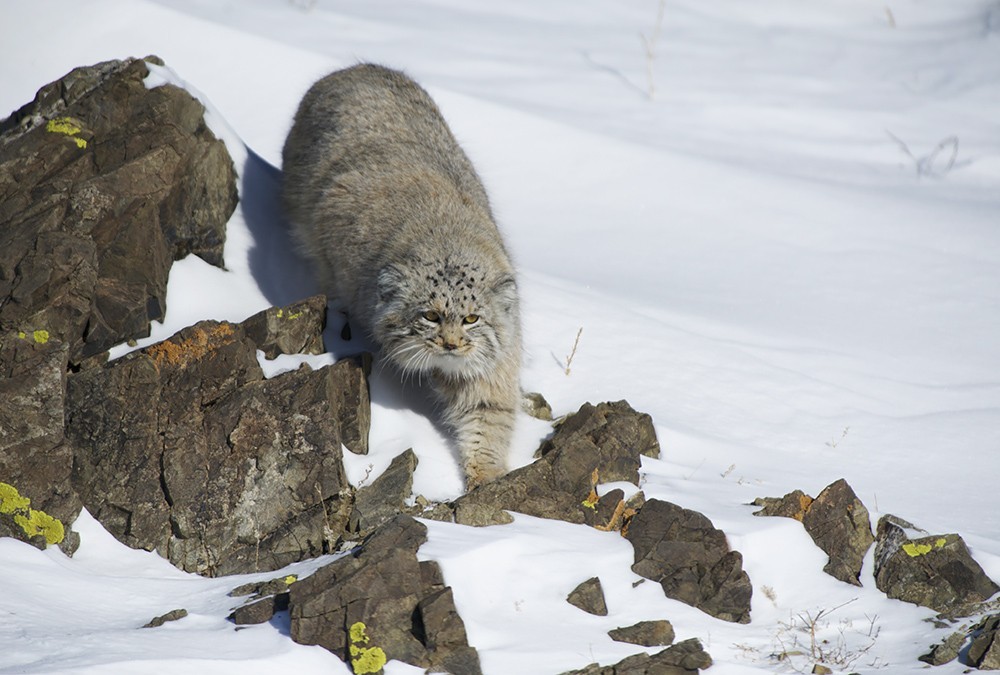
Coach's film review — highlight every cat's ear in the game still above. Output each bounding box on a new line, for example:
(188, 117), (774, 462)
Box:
(491, 273), (518, 314)
(377, 265), (404, 302)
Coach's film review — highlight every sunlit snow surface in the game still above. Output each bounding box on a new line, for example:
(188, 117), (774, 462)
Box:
(1, 1), (998, 673)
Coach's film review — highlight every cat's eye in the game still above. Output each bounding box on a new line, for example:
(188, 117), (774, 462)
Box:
(422, 310), (441, 323)
(463, 314), (479, 325)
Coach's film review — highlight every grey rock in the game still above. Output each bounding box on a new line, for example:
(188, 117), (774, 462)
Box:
(289, 515), (481, 674)
(560, 638), (712, 674)
(625, 499), (752, 623)
(144, 608), (188, 628)
(874, 515), (999, 613)
(453, 400), (659, 528)
(66, 310), (370, 576)
(919, 629), (966, 666)
(567, 577), (609, 616)
(969, 614), (1000, 670)
(608, 619), (675, 647)
(241, 295), (328, 360)
(349, 448), (417, 534)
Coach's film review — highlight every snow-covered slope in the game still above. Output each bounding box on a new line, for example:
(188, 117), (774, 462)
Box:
(1, 1), (998, 673)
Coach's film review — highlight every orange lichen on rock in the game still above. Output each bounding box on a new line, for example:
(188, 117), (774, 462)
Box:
(147, 323), (237, 368)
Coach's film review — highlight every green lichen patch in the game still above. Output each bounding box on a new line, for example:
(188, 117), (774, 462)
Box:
(348, 621), (387, 674)
(0, 482), (65, 546)
(46, 117), (88, 149)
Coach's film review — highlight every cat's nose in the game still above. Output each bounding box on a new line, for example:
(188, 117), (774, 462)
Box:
(443, 340), (459, 351)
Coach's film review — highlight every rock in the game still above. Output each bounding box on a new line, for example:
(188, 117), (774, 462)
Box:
(65, 309), (370, 576)
(0, 333), (79, 553)
(230, 594), (290, 625)
(753, 479), (874, 586)
(453, 400), (659, 527)
(567, 577), (609, 616)
(810, 665), (832, 675)
(624, 499), (752, 623)
(289, 515), (481, 674)
(919, 628), (966, 666)
(751, 489), (813, 520)
(144, 608), (188, 628)
(349, 449), (418, 534)
(0, 56), (236, 554)
(608, 619), (675, 647)
(969, 614), (1000, 670)
(874, 515), (999, 613)
(560, 638), (712, 674)
(241, 295), (328, 360)
(521, 391), (553, 421)
(0, 57), (237, 366)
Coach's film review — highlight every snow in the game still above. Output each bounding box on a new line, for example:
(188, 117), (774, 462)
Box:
(2, 0), (999, 673)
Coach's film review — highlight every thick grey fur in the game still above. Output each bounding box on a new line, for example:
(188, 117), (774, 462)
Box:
(282, 63), (522, 488)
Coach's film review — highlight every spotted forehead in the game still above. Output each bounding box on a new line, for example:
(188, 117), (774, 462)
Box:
(418, 259), (484, 308)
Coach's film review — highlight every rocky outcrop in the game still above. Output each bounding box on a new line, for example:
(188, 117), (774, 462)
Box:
(65, 306), (370, 576)
(561, 638), (712, 675)
(0, 56), (237, 366)
(0, 56), (237, 554)
(753, 478), (874, 585)
(289, 515), (481, 675)
(874, 515), (999, 614)
(452, 400), (659, 527)
(969, 614), (1000, 670)
(625, 499), (753, 624)
(349, 448), (418, 534)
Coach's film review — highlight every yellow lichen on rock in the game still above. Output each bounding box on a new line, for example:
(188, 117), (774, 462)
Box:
(348, 621), (387, 674)
(0, 482), (65, 546)
(46, 117), (88, 148)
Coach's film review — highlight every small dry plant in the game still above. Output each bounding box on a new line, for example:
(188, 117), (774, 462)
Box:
(563, 327), (583, 375)
(737, 600), (886, 672)
(886, 131), (960, 178)
(640, 0), (667, 99)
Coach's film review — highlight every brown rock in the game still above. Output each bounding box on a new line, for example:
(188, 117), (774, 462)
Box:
(560, 637), (712, 674)
(567, 577), (609, 616)
(625, 499), (752, 623)
(453, 400), (659, 527)
(608, 619), (675, 647)
(289, 515), (481, 674)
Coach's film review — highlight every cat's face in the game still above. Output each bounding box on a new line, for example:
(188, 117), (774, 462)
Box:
(372, 257), (517, 380)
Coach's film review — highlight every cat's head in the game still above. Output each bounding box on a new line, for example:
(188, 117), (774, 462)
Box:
(372, 256), (518, 380)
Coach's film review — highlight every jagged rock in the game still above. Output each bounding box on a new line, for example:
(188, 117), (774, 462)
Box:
(144, 608), (188, 628)
(0, 56), (236, 554)
(754, 479), (873, 586)
(241, 295), (327, 360)
(969, 614), (1000, 670)
(874, 515), (999, 614)
(567, 577), (609, 616)
(919, 628), (967, 666)
(625, 499), (752, 623)
(65, 309), (370, 576)
(608, 619), (675, 647)
(349, 449), (417, 534)
(452, 400), (659, 527)
(0, 56), (236, 366)
(289, 515), (481, 674)
(560, 638), (712, 674)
